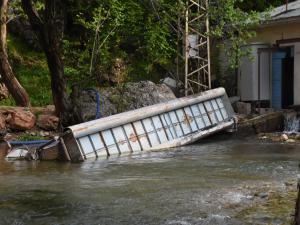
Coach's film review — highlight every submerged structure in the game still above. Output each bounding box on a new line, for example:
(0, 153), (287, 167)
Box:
(59, 88), (235, 162)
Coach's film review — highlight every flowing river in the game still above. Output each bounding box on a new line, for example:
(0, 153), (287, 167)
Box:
(0, 137), (299, 225)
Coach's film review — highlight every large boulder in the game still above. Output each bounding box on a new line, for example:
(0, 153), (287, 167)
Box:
(78, 81), (176, 121)
(37, 114), (59, 131)
(7, 108), (36, 131)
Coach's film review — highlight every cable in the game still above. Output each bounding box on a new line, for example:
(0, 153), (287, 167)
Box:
(84, 88), (101, 119)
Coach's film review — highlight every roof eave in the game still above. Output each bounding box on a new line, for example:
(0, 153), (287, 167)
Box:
(258, 16), (300, 28)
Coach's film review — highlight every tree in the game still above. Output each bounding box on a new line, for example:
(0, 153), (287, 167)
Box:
(0, 0), (30, 107)
(21, 0), (81, 126)
(206, 0), (265, 68)
(62, 0), (178, 84)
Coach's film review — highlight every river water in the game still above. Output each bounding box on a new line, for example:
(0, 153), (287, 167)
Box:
(0, 137), (299, 225)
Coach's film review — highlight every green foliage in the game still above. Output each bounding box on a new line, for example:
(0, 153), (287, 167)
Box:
(62, 0), (265, 80)
(4, 0), (278, 106)
(209, 0), (263, 68)
(63, 0), (177, 85)
(17, 133), (46, 141)
(15, 64), (51, 106)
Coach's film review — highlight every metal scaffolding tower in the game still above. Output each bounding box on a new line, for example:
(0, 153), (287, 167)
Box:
(184, 0), (211, 96)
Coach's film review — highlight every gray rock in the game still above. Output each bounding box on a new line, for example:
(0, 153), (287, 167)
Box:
(37, 114), (59, 131)
(236, 102), (252, 115)
(78, 81), (176, 122)
(258, 192), (268, 199)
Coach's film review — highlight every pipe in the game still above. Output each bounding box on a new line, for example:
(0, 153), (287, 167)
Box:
(84, 88), (101, 119)
(9, 140), (50, 146)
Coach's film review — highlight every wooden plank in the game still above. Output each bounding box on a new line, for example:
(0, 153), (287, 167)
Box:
(62, 132), (84, 162)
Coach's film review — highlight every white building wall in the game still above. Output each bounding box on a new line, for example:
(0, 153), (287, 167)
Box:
(250, 21), (300, 106)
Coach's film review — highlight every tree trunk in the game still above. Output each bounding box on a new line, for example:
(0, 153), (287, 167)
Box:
(21, 0), (82, 126)
(44, 46), (80, 125)
(0, 0), (30, 107)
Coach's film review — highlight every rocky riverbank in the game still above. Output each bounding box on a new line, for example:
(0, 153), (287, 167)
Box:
(0, 81), (175, 134)
(0, 105), (59, 140)
(0, 81), (176, 159)
(1, 81), (299, 162)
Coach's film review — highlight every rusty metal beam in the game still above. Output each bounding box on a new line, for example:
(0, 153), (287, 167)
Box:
(184, 0), (211, 96)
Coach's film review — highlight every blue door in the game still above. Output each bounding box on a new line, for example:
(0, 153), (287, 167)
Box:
(272, 52), (287, 109)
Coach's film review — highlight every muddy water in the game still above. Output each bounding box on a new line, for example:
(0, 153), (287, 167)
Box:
(0, 138), (299, 225)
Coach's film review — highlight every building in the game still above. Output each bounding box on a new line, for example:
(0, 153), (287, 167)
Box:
(238, 0), (300, 109)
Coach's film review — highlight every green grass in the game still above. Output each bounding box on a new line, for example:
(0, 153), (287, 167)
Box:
(17, 133), (46, 141)
(15, 64), (52, 106)
(3, 34), (52, 106)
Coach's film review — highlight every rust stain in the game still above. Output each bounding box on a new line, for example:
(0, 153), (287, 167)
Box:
(73, 126), (89, 132)
(118, 140), (127, 145)
(129, 133), (138, 142)
(182, 114), (193, 125)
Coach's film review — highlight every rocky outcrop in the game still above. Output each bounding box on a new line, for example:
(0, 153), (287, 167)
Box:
(6, 108), (36, 131)
(78, 81), (176, 121)
(37, 114), (59, 131)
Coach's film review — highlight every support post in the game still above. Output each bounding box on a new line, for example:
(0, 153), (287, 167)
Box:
(185, 0), (189, 96)
(184, 0), (211, 96)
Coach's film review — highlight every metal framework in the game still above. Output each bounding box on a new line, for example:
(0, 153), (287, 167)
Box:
(184, 0), (211, 96)
(62, 88), (234, 162)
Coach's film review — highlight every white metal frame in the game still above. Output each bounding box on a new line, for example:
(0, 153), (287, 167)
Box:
(63, 88), (234, 161)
